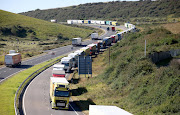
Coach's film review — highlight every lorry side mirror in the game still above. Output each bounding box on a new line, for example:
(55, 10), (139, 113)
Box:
(70, 92), (72, 96)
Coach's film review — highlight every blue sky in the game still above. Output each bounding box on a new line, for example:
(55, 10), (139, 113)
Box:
(0, 0), (138, 13)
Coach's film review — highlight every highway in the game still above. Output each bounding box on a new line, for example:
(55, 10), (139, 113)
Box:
(23, 25), (128, 115)
(0, 24), (127, 115)
(0, 25), (118, 83)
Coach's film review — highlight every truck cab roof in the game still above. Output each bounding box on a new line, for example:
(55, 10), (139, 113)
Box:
(87, 43), (96, 47)
(50, 77), (69, 84)
(68, 53), (78, 58)
(72, 38), (81, 40)
(74, 50), (84, 55)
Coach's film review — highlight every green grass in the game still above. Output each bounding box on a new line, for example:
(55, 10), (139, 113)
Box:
(0, 55), (63, 115)
(70, 23), (180, 115)
(0, 10), (94, 40)
(0, 10), (98, 65)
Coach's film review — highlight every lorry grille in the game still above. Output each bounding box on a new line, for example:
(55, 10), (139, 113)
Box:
(56, 100), (67, 107)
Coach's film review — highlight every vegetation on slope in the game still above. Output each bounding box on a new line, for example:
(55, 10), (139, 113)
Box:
(0, 10), (96, 65)
(70, 23), (180, 114)
(20, 0), (180, 23)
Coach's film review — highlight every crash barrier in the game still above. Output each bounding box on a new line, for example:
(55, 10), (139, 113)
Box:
(14, 57), (62, 115)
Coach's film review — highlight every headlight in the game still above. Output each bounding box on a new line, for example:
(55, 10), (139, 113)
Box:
(66, 103), (69, 108)
(52, 102), (56, 107)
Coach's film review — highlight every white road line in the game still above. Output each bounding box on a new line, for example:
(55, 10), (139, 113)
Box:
(0, 69), (25, 83)
(69, 103), (79, 115)
(4, 71), (6, 72)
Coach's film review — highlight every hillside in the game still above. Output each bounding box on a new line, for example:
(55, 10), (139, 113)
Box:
(0, 10), (94, 40)
(70, 23), (180, 114)
(20, 0), (180, 22)
(0, 10), (96, 65)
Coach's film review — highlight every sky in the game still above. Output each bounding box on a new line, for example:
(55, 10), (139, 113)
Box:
(0, 0), (138, 13)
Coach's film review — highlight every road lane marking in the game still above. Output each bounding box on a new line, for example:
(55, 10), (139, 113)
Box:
(69, 103), (79, 115)
(4, 71), (6, 72)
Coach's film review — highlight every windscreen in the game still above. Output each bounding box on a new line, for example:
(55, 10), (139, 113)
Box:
(54, 90), (70, 97)
(61, 63), (69, 66)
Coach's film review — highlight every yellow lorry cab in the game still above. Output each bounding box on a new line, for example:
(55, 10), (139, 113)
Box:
(50, 77), (71, 110)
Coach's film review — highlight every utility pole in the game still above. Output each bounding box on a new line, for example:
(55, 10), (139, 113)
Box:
(109, 47), (110, 66)
(145, 40), (146, 57)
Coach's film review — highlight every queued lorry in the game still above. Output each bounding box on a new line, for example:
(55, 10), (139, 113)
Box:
(4, 50), (21, 67)
(94, 41), (101, 53)
(87, 44), (97, 55)
(103, 37), (112, 46)
(74, 50), (84, 56)
(52, 64), (65, 77)
(110, 35), (118, 43)
(50, 77), (71, 110)
(61, 57), (73, 73)
(68, 53), (78, 67)
(72, 38), (82, 46)
(80, 47), (90, 56)
(91, 33), (99, 40)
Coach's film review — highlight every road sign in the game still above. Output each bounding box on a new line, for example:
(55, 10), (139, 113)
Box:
(78, 56), (92, 75)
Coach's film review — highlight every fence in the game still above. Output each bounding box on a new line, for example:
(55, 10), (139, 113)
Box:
(149, 49), (180, 63)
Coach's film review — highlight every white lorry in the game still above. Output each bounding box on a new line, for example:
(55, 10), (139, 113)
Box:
(74, 50), (84, 56)
(89, 105), (133, 115)
(72, 38), (82, 46)
(68, 53), (78, 68)
(52, 64), (65, 77)
(4, 50), (21, 67)
(91, 33), (99, 40)
(60, 57), (73, 72)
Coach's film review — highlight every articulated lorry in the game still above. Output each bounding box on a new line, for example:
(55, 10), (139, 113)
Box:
(91, 33), (98, 40)
(4, 50), (21, 67)
(72, 38), (82, 46)
(61, 57), (73, 73)
(50, 77), (71, 110)
(68, 53), (78, 68)
(52, 64), (65, 77)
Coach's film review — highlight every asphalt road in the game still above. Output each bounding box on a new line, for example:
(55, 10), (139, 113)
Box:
(23, 66), (83, 115)
(23, 25), (128, 115)
(0, 24), (127, 115)
(0, 25), (117, 83)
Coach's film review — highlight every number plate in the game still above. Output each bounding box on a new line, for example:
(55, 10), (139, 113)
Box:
(57, 103), (65, 106)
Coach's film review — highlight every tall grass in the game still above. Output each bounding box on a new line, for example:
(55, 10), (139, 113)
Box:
(70, 25), (180, 115)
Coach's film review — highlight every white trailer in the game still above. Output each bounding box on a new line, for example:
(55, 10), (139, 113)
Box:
(74, 50), (84, 56)
(5, 53), (21, 67)
(72, 38), (82, 46)
(96, 20), (101, 25)
(68, 53), (78, 67)
(78, 20), (83, 24)
(91, 33), (99, 40)
(100, 21), (105, 25)
(52, 64), (65, 77)
(60, 57), (73, 72)
(72, 20), (78, 24)
(67, 20), (73, 24)
(91, 20), (96, 24)
(89, 105), (133, 115)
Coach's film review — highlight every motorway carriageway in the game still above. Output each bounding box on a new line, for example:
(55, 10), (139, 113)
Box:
(23, 25), (128, 115)
(0, 25), (118, 83)
(0, 24), (127, 115)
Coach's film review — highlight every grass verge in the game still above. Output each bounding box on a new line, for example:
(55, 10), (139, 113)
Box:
(0, 55), (63, 115)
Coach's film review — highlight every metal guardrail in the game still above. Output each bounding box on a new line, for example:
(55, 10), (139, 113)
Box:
(14, 57), (62, 115)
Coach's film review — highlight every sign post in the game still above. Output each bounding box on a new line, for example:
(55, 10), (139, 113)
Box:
(78, 56), (92, 77)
